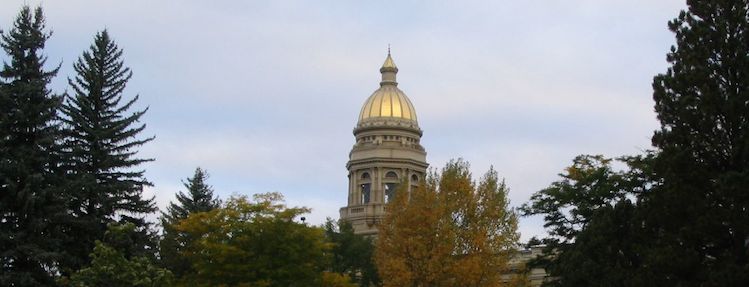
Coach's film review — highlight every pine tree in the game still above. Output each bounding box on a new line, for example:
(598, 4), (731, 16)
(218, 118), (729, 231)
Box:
(159, 167), (220, 278)
(60, 29), (156, 272)
(0, 6), (65, 286)
(646, 0), (749, 284)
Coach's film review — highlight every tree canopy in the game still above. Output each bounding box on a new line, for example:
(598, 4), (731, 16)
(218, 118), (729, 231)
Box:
(174, 193), (333, 287)
(324, 218), (380, 286)
(523, 1), (749, 285)
(520, 155), (655, 287)
(62, 223), (173, 287)
(646, 0), (749, 284)
(9, 1), (749, 286)
(159, 167), (220, 277)
(376, 159), (520, 287)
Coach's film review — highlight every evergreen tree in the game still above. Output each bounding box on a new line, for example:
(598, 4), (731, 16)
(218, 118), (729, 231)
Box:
(60, 29), (156, 272)
(646, 0), (749, 284)
(159, 167), (219, 277)
(0, 6), (65, 286)
(161, 167), (220, 223)
(523, 1), (749, 285)
(324, 218), (380, 286)
(60, 223), (173, 287)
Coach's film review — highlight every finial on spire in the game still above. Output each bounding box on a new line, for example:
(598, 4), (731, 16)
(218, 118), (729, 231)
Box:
(380, 50), (398, 72)
(380, 49), (398, 86)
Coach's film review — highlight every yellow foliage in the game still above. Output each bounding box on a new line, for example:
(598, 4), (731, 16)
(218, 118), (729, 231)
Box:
(321, 272), (357, 287)
(173, 193), (329, 286)
(375, 159), (520, 287)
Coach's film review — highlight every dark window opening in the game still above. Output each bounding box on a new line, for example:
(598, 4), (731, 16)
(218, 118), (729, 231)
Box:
(385, 183), (398, 202)
(361, 183), (371, 204)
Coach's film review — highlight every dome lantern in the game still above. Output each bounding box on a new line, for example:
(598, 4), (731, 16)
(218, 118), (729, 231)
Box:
(380, 51), (398, 86)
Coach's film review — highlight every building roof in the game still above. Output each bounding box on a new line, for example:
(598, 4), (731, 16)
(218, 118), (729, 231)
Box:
(358, 52), (418, 123)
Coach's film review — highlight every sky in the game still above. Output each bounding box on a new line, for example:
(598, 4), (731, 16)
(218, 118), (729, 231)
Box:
(1, 0), (687, 240)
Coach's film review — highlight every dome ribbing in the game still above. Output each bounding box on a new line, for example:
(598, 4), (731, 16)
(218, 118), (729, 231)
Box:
(357, 52), (418, 124)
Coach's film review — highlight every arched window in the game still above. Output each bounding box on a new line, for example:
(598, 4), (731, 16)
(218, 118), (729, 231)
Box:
(360, 172), (371, 204)
(411, 174), (419, 182)
(385, 171), (398, 179)
(384, 183), (398, 202)
(361, 183), (371, 204)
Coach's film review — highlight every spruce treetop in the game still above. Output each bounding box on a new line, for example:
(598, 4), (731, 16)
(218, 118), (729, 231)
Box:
(163, 167), (220, 223)
(1, 6), (58, 83)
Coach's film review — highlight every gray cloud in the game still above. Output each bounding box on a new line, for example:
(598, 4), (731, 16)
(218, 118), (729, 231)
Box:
(1, 0), (686, 240)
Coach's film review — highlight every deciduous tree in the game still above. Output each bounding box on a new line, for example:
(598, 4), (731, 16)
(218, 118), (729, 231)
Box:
(376, 159), (519, 287)
(520, 155), (655, 287)
(175, 193), (331, 286)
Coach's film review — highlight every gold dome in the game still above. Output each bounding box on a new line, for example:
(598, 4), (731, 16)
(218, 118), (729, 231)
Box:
(358, 53), (418, 123)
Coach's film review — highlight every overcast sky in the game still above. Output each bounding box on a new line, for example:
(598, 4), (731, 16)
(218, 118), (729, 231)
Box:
(2, 0), (687, 240)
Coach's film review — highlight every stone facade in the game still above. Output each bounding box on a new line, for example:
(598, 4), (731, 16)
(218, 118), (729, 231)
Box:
(505, 246), (549, 287)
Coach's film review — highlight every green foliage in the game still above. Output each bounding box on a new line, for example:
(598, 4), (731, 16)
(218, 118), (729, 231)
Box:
(525, 4), (749, 283)
(162, 167), (220, 222)
(520, 155), (656, 287)
(160, 167), (220, 277)
(560, 200), (650, 286)
(0, 5), (65, 286)
(321, 272), (357, 287)
(376, 159), (519, 287)
(324, 218), (380, 286)
(62, 223), (173, 287)
(520, 155), (651, 242)
(175, 193), (331, 286)
(647, 0), (749, 284)
(59, 29), (156, 272)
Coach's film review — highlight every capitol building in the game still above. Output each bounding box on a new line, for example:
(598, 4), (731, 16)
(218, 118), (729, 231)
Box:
(339, 52), (427, 235)
(338, 53), (547, 286)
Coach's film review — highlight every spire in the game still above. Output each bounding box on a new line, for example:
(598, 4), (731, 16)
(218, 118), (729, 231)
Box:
(380, 49), (398, 86)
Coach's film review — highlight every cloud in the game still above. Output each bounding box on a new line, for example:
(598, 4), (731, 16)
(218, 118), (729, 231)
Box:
(1, 0), (686, 240)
